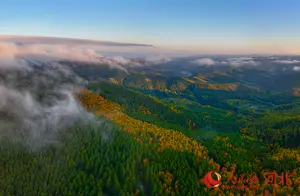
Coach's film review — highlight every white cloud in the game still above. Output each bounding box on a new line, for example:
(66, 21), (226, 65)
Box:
(0, 39), (176, 72)
(0, 42), (146, 72)
(192, 58), (216, 66)
(0, 56), (95, 149)
(273, 60), (300, 64)
(293, 66), (300, 71)
(144, 54), (171, 64)
(191, 57), (259, 67)
(225, 57), (260, 67)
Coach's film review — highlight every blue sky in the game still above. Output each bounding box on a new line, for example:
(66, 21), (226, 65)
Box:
(1, 0), (300, 53)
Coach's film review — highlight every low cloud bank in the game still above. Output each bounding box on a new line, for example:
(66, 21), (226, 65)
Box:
(144, 53), (172, 64)
(273, 60), (300, 64)
(0, 42), (174, 73)
(192, 58), (216, 66)
(0, 42), (133, 72)
(272, 59), (300, 72)
(225, 57), (260, 67)
(191, 57), (260, 67)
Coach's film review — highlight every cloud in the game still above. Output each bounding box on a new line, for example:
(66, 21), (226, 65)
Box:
(273, 60), (300, 64)
(0, 35), (153, 47)
(225, 57), (260, 67)
(0, 62), (97, 149)
(0, 43), (28, 68)
(191, 57), (259, 67)
(0, 41), (175, 73)
(0, 37), (138, 148)
(0, 42), (142, 72)
(293, 66), (300, 71)
(144, 54), (172, 64)
(192, 58), (216, 66)
(0, 36), (177, 149)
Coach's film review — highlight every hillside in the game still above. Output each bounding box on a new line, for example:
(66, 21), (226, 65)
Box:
(0, 58), (299, 195)
(78, 80), (300, 195)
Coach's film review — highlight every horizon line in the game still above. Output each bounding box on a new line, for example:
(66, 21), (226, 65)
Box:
(0, 34), (299, 56)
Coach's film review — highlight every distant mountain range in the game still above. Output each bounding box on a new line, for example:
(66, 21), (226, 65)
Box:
(56, 55), (300, 95)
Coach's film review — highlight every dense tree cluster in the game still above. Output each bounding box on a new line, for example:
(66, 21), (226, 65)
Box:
(0, 123), (221, 195)
(0, 77), (299, 195)
(77, 89), (300, 195)
(241, 109), (300, 148)
(78, 90), (211, 160)
(88, 81), (245, 133)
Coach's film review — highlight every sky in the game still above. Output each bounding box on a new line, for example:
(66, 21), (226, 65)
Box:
(1, 0), (300, 54)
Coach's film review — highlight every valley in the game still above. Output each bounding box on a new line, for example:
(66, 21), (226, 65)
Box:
(1, 57), (300, 195)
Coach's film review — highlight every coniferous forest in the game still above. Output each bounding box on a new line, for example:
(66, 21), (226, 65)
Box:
(0, 57), (300, 196)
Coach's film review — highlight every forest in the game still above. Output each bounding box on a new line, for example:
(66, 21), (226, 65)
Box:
(0, 74), (299, 196)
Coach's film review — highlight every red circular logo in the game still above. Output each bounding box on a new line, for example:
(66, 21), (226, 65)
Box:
(203, 171), (222, 188)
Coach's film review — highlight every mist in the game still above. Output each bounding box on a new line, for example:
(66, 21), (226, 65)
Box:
(0, 39), (178, 149)
(0, 59), (97, 149)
